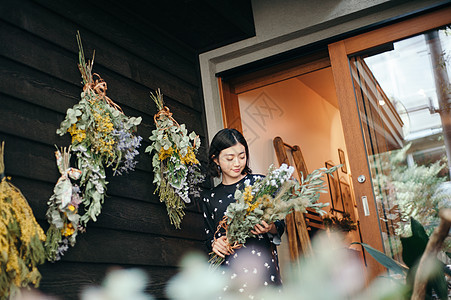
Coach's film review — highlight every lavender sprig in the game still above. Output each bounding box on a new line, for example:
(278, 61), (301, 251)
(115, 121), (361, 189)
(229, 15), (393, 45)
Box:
(113, 128), (142, 175)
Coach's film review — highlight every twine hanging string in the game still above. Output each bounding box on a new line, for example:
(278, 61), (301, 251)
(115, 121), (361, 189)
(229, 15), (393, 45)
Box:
(153, 102), (199, 149)
(213, 215), (242, 255)
(82, 73), (124, 113)
(154, 105), (180, 130)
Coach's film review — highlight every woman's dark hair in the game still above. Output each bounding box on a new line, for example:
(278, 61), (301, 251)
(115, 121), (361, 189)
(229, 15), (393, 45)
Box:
(207, 128), (252, 178)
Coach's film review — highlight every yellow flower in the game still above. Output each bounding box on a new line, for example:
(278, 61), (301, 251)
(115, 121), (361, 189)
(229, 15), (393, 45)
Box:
(242, 186), (264, 214)
(0, 180), (46, 289)
(105, 120), (114, 131)
(180, 147), (199, 165)
(243, 186), (253, 203)
(91, 108), (116, 156)
(247, 198), (262, 214)
(159, 146), (174, 161)
(62, 223), (75, 237)
(67, 124), (86, 143)
(67, 205), (76, 212)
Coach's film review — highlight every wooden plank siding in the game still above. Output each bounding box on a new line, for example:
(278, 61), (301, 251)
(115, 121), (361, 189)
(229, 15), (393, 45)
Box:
(0, 0), (208, 298)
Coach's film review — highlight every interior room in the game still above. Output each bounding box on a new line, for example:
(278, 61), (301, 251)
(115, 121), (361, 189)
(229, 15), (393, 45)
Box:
(238, 67), (362, 269)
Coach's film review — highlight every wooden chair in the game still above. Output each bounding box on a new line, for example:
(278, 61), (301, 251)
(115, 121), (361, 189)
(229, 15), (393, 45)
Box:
(273, 136), (325, 260)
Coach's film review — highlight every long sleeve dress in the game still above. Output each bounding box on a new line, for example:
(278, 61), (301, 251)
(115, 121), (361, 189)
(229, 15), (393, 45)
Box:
(201, 174), (285, 292)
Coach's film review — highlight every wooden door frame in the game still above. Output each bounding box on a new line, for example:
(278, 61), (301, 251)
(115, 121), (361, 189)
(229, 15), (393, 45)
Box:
(218, 50), (331, 131)
(217, 79), (243, 132)
(328, 6), (451, 279)
(217, 5), (451, 280)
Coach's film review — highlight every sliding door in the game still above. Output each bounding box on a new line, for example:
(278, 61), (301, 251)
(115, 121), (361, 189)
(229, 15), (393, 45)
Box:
(329, 6), (451, 279)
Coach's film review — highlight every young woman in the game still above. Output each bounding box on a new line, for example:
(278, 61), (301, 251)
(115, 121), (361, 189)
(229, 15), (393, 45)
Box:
(201, 128), (285, 292)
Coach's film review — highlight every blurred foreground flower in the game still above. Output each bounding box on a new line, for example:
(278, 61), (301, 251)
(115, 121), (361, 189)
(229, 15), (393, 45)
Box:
(168, 232), (407, 300)
(81, 269), (154, 300)
(11, 290), (58, 300)
(166, 253), (225, 300)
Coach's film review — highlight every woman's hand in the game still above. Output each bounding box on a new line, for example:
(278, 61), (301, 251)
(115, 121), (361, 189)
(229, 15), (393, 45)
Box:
(212, 236), (230, 258)
(251, 220), (277, 235)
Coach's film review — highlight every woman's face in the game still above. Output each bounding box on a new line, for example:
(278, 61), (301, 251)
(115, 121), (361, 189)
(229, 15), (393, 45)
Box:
(214, 143), (247, 184)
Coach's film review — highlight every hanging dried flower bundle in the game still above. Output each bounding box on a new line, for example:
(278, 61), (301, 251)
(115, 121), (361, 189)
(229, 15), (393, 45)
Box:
(45, 147), (83, 262)
(146, 90), (204, 229)
(0, 142), (46, 298)
(209, 163), (338, 267)
(56, 32), (142, 227)
(322, 211), (357, 233)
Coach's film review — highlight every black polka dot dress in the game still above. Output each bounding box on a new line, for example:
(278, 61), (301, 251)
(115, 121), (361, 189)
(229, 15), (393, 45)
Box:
(201, 174), (285, 295)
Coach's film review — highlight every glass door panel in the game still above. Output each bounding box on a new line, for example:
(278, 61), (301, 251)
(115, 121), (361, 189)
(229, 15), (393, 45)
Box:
(350, 26), (451, 260)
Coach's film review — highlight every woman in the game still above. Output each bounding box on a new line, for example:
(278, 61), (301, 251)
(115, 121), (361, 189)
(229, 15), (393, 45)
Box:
(201, 128), (285, 293)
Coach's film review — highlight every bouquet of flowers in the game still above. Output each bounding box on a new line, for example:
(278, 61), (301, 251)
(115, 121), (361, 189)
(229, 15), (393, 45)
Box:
(56, 32), (142, 227)
(45, 147), (84, 262)
(146, 89), (204, 229)
(210, 163), (338, 266)
(0, 142), (46, 298)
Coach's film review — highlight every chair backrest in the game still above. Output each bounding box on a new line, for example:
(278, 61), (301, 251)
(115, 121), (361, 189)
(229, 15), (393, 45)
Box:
(273, 136), (324, 260)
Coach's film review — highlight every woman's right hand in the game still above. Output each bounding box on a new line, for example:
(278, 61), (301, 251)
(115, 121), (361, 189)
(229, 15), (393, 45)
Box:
(212, 236), (230, 258)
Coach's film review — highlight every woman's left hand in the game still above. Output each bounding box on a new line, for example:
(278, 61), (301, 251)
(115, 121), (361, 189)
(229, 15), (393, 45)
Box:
(251, 220), (277, 235)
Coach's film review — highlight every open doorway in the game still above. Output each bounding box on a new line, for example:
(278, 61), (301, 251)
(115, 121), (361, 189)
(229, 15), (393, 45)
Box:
(225, 65), (363, 271)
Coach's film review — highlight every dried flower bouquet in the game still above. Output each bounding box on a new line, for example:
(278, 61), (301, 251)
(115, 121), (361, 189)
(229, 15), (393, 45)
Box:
(0, 142), (46, 298)
(210, 163), (338, 266)
(146, 90), (204, 229)
(56, 32), (142, 228)
(45, 147), (83, 261)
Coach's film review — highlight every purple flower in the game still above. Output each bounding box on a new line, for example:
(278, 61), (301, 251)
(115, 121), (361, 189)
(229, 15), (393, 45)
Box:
(113, 128), (142, 175)
(71, 185), (82, 208)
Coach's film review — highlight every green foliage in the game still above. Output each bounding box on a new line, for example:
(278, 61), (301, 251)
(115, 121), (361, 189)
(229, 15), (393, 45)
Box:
(356, 218), (448, 299)
(400, 218), (429, 268)
(352, 242), (409, 276)
(372, 144), (450, 237)
(401, 218), (448, 300)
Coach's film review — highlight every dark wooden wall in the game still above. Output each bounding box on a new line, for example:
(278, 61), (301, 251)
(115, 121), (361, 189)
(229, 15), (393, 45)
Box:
(0, 0), (208, 298)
